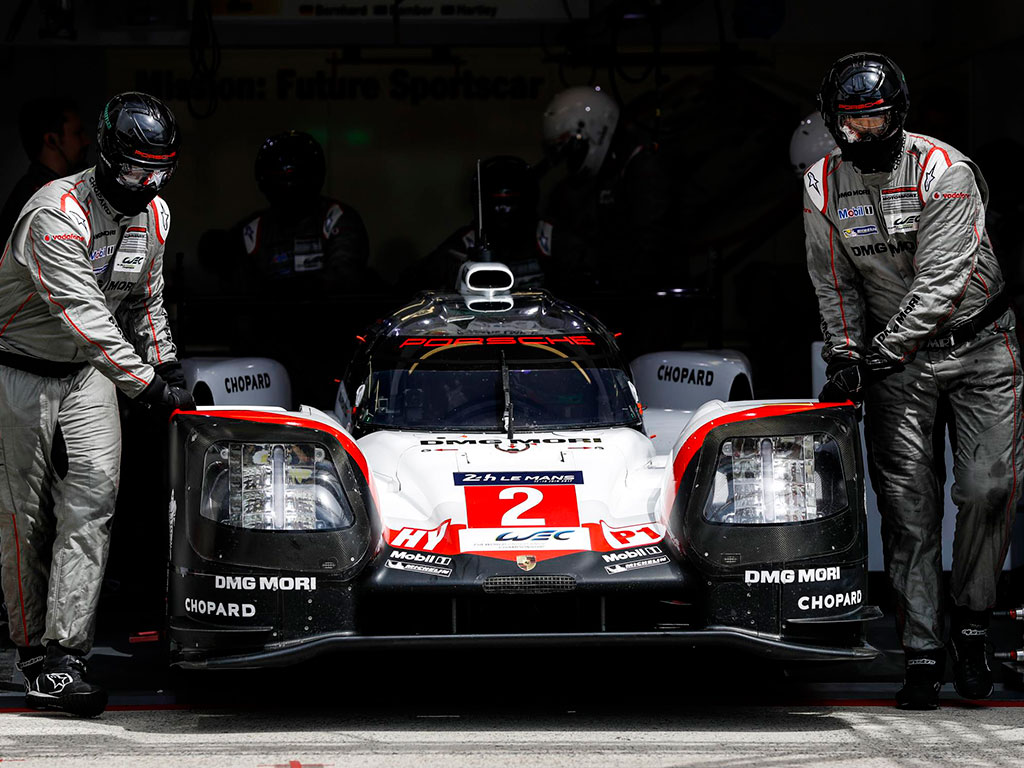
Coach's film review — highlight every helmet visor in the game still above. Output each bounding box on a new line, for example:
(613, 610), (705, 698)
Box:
(113, 162), (175, 192)
(837, 113), (894, 143)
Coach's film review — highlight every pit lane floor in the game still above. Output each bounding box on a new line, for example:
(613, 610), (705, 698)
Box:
(1, 627), (1023, 768)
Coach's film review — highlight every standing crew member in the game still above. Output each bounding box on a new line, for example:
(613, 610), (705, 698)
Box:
(0, 92), (194, 717)
(805, 53), (1023, 710)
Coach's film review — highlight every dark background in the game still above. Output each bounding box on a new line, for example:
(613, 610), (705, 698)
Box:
(2, 0), (1024, 399)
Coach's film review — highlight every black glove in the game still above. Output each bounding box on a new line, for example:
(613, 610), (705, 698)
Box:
(818, 358), (865, 403)
(863, 352), (905, 383)
(818, 353), (906, 403)
(154, 360), (187, 389)
(136, 375), (196, 414)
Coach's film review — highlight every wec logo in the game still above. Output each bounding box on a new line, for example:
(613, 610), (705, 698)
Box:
(495, 529), (575, 542)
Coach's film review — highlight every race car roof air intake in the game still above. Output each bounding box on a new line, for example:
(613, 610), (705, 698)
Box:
(458, 261), (515, 312)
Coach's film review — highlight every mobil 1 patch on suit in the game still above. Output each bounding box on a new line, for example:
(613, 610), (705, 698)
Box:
(881, 186), (922, 234)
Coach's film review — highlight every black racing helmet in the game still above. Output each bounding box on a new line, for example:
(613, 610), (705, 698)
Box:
(472, 155), (539, 234)
(818, 52), (909, 173)
(95, 92), (179, 215)
(255, 130), (326, 208)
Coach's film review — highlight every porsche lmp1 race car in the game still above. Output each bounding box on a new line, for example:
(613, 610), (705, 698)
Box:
(168, 263), (880, 669)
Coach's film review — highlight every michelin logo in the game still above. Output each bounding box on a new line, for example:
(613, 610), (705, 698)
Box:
(841, 225), (879, 238)
(605, 555), (669, 574)
(385, 560), (453, 577)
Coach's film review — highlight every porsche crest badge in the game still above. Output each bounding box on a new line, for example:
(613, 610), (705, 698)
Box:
(516, 555), (537, 571)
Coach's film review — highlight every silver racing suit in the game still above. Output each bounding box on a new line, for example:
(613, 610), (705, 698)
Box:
(804, 133), (1023, 652)
(0, 167), (177, 652)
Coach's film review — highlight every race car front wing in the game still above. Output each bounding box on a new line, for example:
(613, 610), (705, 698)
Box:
(167, 404), (880, 668)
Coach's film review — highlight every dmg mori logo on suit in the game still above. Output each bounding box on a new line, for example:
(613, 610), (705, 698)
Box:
(851, 241), (916, 257)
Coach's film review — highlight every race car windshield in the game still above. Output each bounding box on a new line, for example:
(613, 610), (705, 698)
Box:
(355, 339), (641, 431)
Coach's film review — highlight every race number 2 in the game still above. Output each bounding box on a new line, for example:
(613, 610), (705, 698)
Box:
(499, 487), (545, 525)
(465, 484), (580, 528)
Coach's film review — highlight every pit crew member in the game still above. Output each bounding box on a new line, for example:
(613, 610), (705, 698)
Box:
(805, 52), (1023, 709)
(0, 91), (194, 716)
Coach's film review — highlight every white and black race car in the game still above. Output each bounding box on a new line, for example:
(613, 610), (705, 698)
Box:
(168, 263), (879, 668)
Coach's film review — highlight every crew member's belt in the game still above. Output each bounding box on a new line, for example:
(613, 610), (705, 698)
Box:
(922, 291), (1011, 350)
(0, 350), (88, 377)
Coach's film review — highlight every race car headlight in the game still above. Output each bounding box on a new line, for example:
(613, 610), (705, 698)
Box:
(703, 434), (847, 524)
(200, 441), (354, 531)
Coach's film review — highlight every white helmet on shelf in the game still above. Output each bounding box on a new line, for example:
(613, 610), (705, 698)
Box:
(789, 112), (837, 175)
(542, 85), (620, 177)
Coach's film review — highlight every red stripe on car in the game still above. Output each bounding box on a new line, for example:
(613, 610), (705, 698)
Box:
(671, 402), (849, 495)
(179, 409), (370, 481)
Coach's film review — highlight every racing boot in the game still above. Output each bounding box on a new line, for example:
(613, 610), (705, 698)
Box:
(25, 644), (107, 717)
(949, 607), (994, 700)
(15, 645), (45, 699)
(895, 648), (944, 710)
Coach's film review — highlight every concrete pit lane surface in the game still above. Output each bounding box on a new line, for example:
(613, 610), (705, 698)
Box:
(1, 702), (1024, 768)
(1, 642), (1023, 767)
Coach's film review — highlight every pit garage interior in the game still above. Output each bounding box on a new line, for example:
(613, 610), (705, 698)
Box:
(1, 0), (1024, 761)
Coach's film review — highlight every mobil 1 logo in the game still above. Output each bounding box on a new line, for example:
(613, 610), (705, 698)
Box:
(602, 545), (669, 574)
(385, 549), (453, 578)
